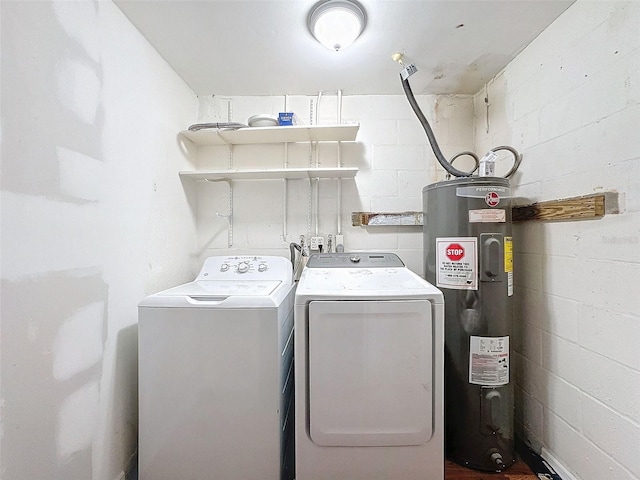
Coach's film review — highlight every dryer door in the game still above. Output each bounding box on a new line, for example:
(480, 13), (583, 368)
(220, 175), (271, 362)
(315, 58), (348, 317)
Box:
(308, 300), (433, 447)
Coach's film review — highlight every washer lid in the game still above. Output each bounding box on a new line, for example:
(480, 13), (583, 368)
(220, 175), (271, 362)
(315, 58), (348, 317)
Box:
(156, 280), (282, 297)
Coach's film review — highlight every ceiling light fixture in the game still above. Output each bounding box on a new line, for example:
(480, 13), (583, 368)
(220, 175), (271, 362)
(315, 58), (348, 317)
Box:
(308, 0), (366, 52)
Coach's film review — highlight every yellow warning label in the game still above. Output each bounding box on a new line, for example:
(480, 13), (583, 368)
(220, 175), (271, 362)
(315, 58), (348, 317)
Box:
(504, 237), (513, 273)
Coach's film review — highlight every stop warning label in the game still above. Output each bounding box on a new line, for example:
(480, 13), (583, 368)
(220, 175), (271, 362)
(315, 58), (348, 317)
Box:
(445, 243), (465, 261)
(436, 237), (478, 290)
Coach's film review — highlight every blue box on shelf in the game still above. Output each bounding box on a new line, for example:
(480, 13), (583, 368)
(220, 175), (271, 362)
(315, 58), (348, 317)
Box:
(278, 112), (294, 126)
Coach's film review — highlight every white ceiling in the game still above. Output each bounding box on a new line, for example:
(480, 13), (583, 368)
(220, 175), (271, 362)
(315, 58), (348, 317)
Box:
(114, 0), (575, 97)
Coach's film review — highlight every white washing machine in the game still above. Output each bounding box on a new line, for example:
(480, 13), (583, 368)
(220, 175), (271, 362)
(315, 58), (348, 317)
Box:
(294, 253), (444, 480)
(138, 255), (295, 480)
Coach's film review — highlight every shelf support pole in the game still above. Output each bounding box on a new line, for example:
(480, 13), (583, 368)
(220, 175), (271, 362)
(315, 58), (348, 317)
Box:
(283, 94), (289, 242)
(337, 89), (343, 236)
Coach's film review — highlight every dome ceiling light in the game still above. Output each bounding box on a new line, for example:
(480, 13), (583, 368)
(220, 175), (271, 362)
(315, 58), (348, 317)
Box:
(308, 0), (367, 52)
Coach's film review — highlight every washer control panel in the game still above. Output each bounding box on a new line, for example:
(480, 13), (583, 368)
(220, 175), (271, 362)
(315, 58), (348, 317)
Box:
(195, 256), (292, 282)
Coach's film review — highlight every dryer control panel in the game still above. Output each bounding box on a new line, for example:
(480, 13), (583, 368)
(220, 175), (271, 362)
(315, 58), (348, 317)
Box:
(196, 256), (292, 282)
(307, 252), (404, 268)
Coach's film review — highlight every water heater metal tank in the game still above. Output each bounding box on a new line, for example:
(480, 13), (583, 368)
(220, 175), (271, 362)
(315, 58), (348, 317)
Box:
(423, 176), (515, 472)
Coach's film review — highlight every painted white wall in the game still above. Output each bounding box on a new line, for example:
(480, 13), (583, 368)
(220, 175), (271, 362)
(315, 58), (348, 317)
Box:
(473, 1), (640, 479)
(192, 93), (476, 275)
(0, 2), (198, 479)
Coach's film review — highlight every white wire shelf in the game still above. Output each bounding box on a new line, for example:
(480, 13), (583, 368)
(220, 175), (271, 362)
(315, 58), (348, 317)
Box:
(180, 123), (359, 146)
(179, 167), (358, 181)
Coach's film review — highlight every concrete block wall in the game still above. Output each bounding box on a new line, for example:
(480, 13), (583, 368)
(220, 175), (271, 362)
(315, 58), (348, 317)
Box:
(1, 2), (198, 480)
(192, 93), (475, 275)
(473, 1), (640, 479)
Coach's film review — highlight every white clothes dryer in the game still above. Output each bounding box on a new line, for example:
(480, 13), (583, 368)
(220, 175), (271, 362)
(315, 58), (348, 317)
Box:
(294, 253), (444, 480)
(138, 256), (295, 480)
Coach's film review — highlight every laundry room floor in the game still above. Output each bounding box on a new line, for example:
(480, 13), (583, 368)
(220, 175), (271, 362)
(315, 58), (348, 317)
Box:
(129, 449), (541, 479)
(445, 458), (537, 479)
(129, 459), (538, 480)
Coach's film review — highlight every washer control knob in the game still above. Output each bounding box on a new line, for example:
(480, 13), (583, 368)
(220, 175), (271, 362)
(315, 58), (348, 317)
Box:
(258, 264), (267, 272)
(220, 264), (230, 272)
(237, 262), (249, 273)
(350, 255), (361, 263)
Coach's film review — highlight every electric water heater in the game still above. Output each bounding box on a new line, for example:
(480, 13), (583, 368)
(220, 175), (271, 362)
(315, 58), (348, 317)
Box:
(423, 176), (515, 472)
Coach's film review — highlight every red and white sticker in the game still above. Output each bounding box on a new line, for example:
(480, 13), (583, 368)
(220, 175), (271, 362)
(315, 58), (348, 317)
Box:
(469, 209), (506, 223)
(436, 237), (478, 290)
(469, 336), (509, 386)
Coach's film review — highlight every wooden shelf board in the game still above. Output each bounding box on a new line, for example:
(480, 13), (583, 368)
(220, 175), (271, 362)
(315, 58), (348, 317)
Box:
(352, 211), (423, 226)
(512, 192), (620, 222)
(351, 192), (621, 226)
